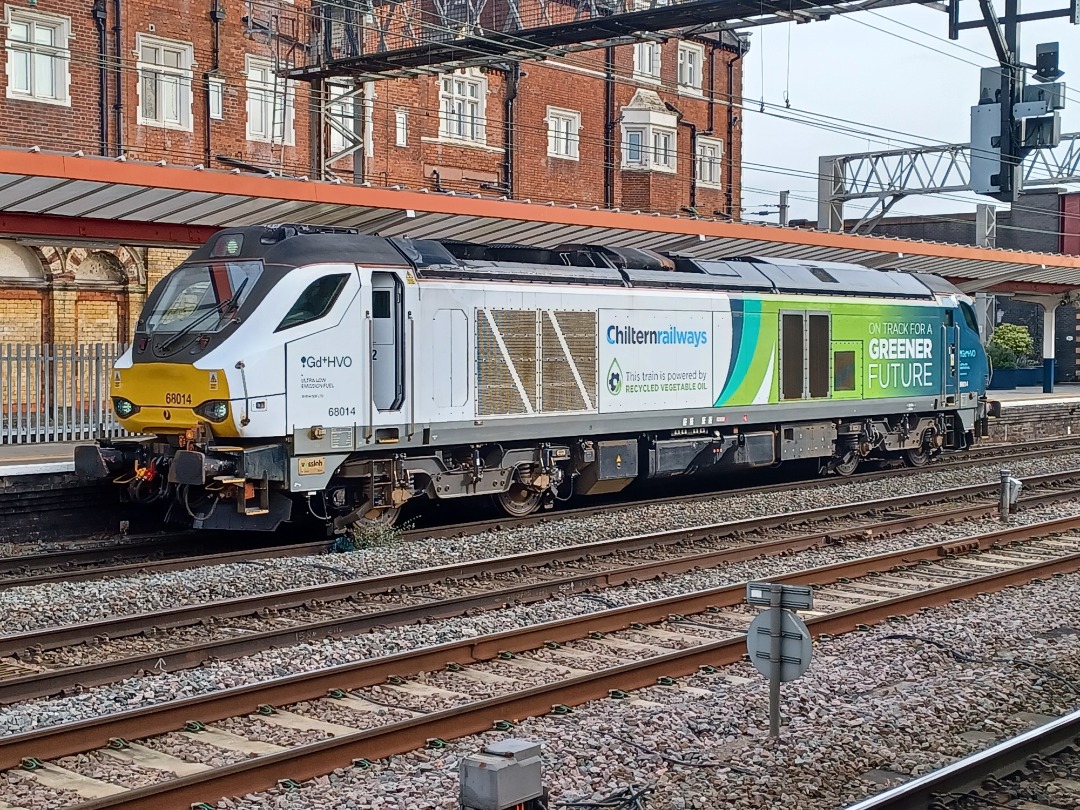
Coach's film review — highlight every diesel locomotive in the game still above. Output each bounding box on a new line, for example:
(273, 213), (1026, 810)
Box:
(76, 224), (993, 531)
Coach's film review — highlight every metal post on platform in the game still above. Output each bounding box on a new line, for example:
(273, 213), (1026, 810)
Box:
(999, 467), (1011, 520)
(768, 583), (782, 737)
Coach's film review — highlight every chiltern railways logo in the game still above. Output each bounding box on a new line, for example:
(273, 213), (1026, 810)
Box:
(607, 358), (623, 396)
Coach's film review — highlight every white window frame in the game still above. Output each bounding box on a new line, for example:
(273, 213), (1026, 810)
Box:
(395, 109), (408, 147)
(696, 136), (723, 189)
(3, 7), (71, 106)
(136, 35), (195, 131)
(652, 128), (676, 170)
(245, 55), (295, 146)
(438, 68), (487, 145)
(208, 76), (224, 120)
(633, 41), (662, 84)
(545, 106), (580, 160)
(677, 41), (704, 96)
(620, 94), (678, 174)
(327, 81), (356, 155)
(623, 127), (646, 166)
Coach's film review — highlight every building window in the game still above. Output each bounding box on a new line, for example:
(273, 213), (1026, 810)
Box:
(622, 126), (676, 172)
(4, 9), (70, 105)
(624, 129), (645, 164)
(395, 109), (408, 147)
(208, 76), (224, 120)
(327, 82), (356, 155)
(546, 107), (580, 160)
(439, 69), (486, 144)
(246, 55), (295, 146)
(633, 42), (662, 83)
(652, 129), (675, 169)
(696, 137), (723, 188)
(137, 36), (194, 130)
(677, 42), (704, 94)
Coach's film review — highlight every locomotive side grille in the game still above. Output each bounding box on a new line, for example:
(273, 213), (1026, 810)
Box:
(476, 309), (538, 416)
(477, 308), (598, 417)
(541, 311), (597, 413)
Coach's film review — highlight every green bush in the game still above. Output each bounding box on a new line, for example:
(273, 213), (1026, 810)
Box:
(987, 341), (1018, 370)
(988, 323), (1034, 364)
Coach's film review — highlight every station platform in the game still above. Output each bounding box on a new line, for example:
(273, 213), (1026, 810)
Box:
(0, 442), (82, 477)
(986, 385), (1080, 443)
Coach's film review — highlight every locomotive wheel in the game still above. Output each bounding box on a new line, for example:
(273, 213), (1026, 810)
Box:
(903, 447), (931, 468)
(495, 482), (543, 517)
(362, 504), (401, 526)
(832, 454), (860, 476)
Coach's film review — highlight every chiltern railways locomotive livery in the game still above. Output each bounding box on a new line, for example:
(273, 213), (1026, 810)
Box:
(76, 224), (992, 532)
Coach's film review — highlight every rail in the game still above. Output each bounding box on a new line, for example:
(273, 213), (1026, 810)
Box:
(843, 708), (1080, 809)
(0, 342), (129, 444)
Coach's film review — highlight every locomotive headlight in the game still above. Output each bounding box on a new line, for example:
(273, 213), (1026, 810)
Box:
(195, 400), (230, 422)
(112, 397), (139, 418)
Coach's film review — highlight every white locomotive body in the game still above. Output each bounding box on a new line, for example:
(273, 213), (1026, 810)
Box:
(76, 225), (992, 531)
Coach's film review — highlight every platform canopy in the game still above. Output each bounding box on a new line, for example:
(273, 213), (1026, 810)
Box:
(1, 149), (1078, 293)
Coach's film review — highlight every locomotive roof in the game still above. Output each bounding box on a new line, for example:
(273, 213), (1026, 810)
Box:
(194, 225), (952, 301)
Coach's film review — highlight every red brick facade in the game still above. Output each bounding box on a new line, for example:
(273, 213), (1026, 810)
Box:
(0, 1), (743, 218)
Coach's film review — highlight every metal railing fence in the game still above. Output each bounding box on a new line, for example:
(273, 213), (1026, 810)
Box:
(0, 343), (130, 445)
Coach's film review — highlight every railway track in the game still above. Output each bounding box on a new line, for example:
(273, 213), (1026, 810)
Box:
(2, 468), (1079, 705)
(844, 707), (1080, 809)
(5, 435), (1079, 586)
(5, 510), (1080, 808)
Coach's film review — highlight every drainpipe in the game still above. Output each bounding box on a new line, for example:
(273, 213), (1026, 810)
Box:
(706, 44), (715, 137)
(604, 46), (615, 209)
(206, 2), (225, 168)
(112, 0), (124, 155)
(503, 62), (519, 198)
(92, 1), (108, 156)
(666, 101), (696, 212)
(725, 46), (743, 221)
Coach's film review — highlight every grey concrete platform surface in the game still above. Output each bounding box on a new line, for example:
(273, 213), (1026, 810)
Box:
(0, 442), (84, 477)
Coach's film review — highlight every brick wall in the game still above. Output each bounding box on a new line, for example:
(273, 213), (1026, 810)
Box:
(0, 1), (743, 218)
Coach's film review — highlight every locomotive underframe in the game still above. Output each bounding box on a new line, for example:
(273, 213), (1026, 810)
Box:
(78, 408), (971, 532)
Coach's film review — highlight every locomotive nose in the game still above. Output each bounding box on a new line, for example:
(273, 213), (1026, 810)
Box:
(110, 364), (233, 435)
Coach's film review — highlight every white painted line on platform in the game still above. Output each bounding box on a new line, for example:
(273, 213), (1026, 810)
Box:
(0, 461), (75, 476)
(1000, 397), (1080, 407)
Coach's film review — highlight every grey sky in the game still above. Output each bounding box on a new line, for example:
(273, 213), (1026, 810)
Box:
(740, 4), (1079, 225)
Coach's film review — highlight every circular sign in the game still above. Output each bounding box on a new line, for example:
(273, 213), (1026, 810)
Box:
(745, 609), (813, 682)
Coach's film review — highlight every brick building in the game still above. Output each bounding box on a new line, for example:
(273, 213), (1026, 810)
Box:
(0, 0), (746, 346)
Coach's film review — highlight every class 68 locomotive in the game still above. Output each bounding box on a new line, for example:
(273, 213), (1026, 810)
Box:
(75, 224), (994, 532)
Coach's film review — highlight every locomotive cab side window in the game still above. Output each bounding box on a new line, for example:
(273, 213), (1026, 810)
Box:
(277, 274), (349, 331)
(960, 301), (980, 332)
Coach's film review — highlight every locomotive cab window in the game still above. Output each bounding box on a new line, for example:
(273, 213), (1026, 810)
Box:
(372, 289), (392, 319)
(277, 274), (349, 331)
(146, 260), (262, 334)
(960, 302), (979, 331)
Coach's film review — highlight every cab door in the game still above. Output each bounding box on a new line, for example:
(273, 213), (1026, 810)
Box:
(943, 310), (960, 402)
(370, 271), (404, 411)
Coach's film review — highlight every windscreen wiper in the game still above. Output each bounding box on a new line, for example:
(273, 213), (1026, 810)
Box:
(158, 277), (249, 353)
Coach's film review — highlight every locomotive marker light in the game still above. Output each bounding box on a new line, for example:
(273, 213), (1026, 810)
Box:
(745, 582), (814, 737)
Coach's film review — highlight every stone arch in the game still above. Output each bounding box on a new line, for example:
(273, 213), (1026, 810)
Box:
(115, 246), (145, 286)
(0, 240), (46, 281)
(67, 249), (125, 284)
(30, 245), (65, 278)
